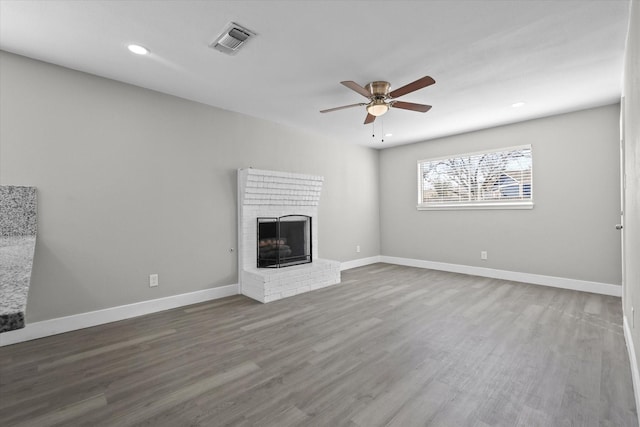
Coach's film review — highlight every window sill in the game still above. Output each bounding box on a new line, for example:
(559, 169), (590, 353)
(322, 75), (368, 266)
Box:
(417, 201), (534, 211)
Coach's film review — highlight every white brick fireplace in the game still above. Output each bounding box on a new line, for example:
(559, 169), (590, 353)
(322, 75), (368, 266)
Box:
(237, 168), (341, 303)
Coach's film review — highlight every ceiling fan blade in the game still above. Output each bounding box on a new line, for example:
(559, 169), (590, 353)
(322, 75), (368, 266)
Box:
(341, 81), (372, 98)
(389, 76), (435, 99)
(320, 103), (366, 113)
(364, 113), (376, 124)
(391, 101), (432, 113)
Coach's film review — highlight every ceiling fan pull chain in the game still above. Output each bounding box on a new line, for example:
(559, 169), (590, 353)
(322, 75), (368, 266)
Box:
(381, 118), (384, 143)
(372, 122), (375, 139)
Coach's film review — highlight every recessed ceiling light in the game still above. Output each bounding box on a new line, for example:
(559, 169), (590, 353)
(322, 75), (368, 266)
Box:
(385, 133), (393, 137)
(127, 44), (150, 55)
(511, 102), (525, 108)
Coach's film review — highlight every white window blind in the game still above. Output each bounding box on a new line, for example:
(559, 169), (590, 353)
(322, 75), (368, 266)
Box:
(417, 145), (533, 210)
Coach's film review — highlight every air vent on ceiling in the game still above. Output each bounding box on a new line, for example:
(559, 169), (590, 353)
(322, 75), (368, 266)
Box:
(210, 22), (256, 55)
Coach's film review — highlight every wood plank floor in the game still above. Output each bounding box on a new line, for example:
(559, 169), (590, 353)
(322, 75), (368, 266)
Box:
(1, 263), (637, 426)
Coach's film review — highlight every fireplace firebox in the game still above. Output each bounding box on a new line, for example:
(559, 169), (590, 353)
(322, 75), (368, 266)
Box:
(257, 215), (312, 268)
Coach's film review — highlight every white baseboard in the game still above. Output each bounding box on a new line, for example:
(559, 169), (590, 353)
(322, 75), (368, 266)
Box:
(1, 256), (620, 347)
(624, 314), (640, 426)
(0, 284), (239, 347)
(340, 256), (382, 271)
(379, 256), (622, 297)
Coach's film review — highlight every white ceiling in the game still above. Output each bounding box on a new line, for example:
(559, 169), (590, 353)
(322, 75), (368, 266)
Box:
(0, 0), (630, 148)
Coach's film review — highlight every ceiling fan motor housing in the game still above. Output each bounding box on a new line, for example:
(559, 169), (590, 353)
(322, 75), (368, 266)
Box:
(364, 82), (391, 116)
(365, 81), (391, 98)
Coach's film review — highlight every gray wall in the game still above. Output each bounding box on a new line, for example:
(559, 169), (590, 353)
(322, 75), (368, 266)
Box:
(0, 46), (627, 326)
(379, 104), (622, 285)
(0, 51), (380, 322)
(623, 0), (640, 393)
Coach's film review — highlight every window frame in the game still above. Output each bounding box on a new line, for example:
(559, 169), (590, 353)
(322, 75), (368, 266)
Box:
(416, 144), (534, 211)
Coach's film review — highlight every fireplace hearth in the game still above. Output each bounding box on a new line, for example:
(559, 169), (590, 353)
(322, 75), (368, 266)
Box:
(257, 215), (311, 268)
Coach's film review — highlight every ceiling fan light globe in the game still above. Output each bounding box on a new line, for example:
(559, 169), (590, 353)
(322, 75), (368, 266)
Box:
(367, 103), (389, 117)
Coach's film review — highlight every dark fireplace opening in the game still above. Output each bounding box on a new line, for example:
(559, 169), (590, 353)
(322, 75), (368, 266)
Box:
(257, 215), (312, 268)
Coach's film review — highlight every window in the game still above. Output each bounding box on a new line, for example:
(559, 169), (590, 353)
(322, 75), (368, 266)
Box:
(417, 145), (533, 210)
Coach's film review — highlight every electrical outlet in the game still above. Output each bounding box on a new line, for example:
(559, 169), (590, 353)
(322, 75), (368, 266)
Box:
(356, 245), (361, 253)
(481, 251), (488, 260)
(149, 274), (159, 287)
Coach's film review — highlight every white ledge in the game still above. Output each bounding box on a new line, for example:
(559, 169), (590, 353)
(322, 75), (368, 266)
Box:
(417, 201), (534, 210)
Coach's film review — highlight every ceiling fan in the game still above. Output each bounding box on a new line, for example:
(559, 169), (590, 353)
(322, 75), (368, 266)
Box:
(320, 75), (435, 124)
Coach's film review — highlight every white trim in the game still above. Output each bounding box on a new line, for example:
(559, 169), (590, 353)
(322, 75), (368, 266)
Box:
(380, 256), (621, 297)
(237, 168), (244, 294)
(340, 256), (382, 271)
(0, 284), (239, 347)
(2, 256), (621, 346)
(417, 144), (532, 164)
(417, 201), (533, 211)
(624, 314), (640, 427)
